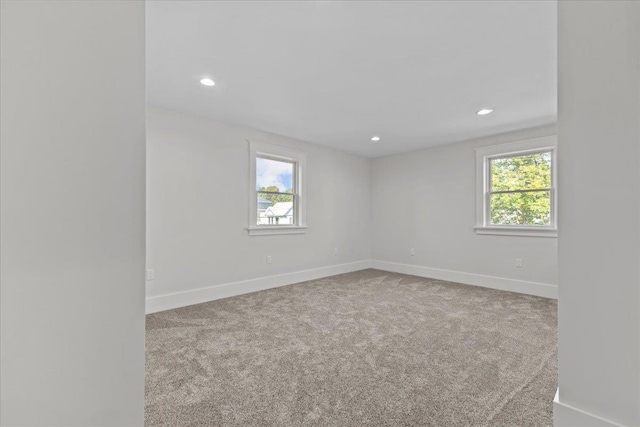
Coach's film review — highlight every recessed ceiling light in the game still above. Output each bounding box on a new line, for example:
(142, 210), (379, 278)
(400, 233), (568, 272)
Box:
(371, 136), (381, 142)
(476, 109), (493, 116)
(200, 78), (215, 87)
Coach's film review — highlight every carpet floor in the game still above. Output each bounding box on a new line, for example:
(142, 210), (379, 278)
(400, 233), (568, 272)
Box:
(146, 269), (557, 426)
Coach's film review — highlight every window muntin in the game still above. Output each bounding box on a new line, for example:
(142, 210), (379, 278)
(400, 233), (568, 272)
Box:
(256, 156), (296, 226)
(488, 151), (552, 226)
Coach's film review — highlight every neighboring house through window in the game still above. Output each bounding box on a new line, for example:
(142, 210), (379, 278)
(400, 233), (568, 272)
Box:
(475, 136), (557, 237)
(248, 141), (307, 235)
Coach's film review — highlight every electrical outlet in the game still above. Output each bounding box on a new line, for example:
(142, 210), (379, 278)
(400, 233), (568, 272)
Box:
(515, 258), (523, 268)
(146, 269), (155, 281)
(410, 248), (415, 256)
(333, 248), (338, 256)
(266, 255), (272, 264)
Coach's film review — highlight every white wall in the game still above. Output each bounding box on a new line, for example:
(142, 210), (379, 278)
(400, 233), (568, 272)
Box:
(371, 125), (558, 297)
(0, 1), (146, 426)
(146, 107), (371, 310)
(555, 2), (640, 426)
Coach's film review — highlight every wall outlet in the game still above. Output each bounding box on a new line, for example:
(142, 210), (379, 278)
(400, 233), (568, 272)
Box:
(146, 269), (155, 281)
(266, 255), (272, 264)
(333, 248), (338, 256)
(410, 248), (415, 256)
(515, 258), (523, 268)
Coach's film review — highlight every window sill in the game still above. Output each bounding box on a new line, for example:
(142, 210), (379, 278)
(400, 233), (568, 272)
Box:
(247, 226), (308, 236)
(474, 226), (557, 238)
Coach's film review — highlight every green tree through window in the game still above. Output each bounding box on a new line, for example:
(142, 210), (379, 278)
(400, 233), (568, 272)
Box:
(490, 152), (552, 226)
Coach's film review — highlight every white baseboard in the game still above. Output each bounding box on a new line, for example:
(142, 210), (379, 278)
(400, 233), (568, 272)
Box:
(146, 260), (372, 314)
(371, 260), (558, 299)
(147, 259), (557, 314)
(554, 389), (627, 427)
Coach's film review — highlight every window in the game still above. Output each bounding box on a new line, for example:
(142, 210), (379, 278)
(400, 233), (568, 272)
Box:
(248, 141), (306, 235)
(475, 136), (557, 237)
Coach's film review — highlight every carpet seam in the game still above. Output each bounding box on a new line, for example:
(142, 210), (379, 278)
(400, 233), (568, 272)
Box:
(481, 346), (556, 426)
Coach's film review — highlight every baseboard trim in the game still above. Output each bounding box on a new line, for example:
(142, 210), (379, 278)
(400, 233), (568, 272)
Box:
(371, 260), (558, 299)
(147, 259), (557, 314)
(146, 260), (372, 314)
(554, 389), (627, 427)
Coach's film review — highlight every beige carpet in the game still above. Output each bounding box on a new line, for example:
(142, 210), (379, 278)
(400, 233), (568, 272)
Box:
(146, 269), (557, 426)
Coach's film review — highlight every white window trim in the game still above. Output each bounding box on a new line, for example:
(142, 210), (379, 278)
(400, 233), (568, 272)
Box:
(475, 135), (558, 238)
(248, 140), (307, 236)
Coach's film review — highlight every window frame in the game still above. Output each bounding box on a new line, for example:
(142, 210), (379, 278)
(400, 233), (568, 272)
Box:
(248, 141), (307, 236)
(475, 136), (558, 237)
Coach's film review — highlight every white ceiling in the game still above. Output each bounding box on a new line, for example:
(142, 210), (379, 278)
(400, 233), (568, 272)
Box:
(147, 1), (557, 158)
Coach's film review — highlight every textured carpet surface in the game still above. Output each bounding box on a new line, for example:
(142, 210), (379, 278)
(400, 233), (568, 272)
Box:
(146, 269), (557, 426)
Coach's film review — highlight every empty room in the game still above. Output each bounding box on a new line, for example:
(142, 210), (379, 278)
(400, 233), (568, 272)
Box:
(1, 1), (639, 427)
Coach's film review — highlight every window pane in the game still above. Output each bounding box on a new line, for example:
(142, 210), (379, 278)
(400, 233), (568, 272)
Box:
(256, 157), (294, 192)
(490, 191), (551, 226)
(257, 192), (295, 225)
(491, 152), (551, 191)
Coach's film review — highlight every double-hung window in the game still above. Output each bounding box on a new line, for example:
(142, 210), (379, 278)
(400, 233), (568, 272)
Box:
(475, 136), (557, 237)
(248, 141), (307, 236)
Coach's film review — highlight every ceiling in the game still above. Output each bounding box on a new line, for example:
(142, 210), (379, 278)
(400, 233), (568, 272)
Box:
(147, 1), (557, 158)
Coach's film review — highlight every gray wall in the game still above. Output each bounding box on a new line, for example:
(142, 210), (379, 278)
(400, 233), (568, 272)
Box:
(556, 1), (640, 426)
(370, 125), (558, 289)
(0, 1), (146, 425)
(146, 107), (371, 305)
